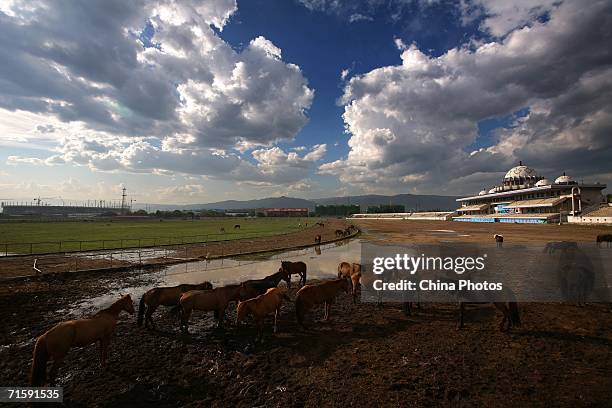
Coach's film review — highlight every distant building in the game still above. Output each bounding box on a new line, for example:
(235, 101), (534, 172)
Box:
(1, 204), (121, 217)
(454, 162), (606, 224)
(261, 208), (309, 217)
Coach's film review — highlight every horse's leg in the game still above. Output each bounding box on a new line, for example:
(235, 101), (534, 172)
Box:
(146, 305), (157, 330)
(457, 302), (465, 329)
(48, 358), (63, 386)
(273, 308), (279, 334)
(99, 337), (110, 368)
(181, 308), (191, 334)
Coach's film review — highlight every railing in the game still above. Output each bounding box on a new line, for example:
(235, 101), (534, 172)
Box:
(0, 229), (299, 257)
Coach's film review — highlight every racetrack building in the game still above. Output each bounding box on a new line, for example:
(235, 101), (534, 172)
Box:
(454, 163), (607, 224)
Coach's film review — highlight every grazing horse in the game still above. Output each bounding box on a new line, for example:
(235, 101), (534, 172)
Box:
(234, 224), (241, 229)
(30, 294), (135, 386)
(597, 234), (612, 247)
(295, 279), (349, 327)
(280, 261), (307, 288)
(179, 284), (248, 333)
(242, 270), (291, 295)
(457, 287), (520, 331)
(315, 234), (321, 244)
(138, 282), (213, 329)
(494, 234), (504, 247)
(316, 222), (325, 228)
(458, 301), (521, 332)
(236, 287), (291, 342)
(220, 227), (225, 233)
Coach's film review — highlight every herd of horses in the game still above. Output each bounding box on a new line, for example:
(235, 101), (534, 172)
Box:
(27, 231), (611, 387)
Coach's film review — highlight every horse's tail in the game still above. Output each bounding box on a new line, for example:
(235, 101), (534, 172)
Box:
(137, 293), (146, 327)
(30, 335), (49, 386)
(509, 302), (521, 327)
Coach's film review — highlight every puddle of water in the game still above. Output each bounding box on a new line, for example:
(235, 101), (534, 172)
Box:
(65, 239), (362, 316)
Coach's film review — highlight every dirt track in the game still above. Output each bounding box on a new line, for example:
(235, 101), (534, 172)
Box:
(1, 220), (612, 407)
(354, 219), (612, 244)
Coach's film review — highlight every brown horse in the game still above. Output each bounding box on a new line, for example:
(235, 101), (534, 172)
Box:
(179, 284), (248, 333)
(138, 282), (213, 329)
(280, 261), (307, 288)
(315, 234), (322, 244)
(242, 270), (291, 295)
(236, 287), (291, 342)
(295, 279), (349, 327)
(30, 294), (135, 386)
(337, 262), (362, 303)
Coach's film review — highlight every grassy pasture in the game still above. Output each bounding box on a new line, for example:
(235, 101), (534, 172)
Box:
(0, 217), (314, 254)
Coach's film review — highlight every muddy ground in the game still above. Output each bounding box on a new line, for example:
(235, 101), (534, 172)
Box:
(1, 220), (612, 407)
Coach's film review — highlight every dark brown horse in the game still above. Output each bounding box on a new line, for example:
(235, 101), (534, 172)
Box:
(315, 234), (322, 244)
(597, 234), (612, 247)
(280, 261), (307, 288)
(31, 294), (135, 386)
(242, 269), (291, 295)
(138, 282), (213, 329)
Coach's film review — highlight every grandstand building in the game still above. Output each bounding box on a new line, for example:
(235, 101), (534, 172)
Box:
(454, 163), (607, 224)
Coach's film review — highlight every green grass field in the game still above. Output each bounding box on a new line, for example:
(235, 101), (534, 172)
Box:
(0, 217), (315, 254)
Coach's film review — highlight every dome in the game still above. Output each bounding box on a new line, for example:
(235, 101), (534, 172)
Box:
(555, 174), (573, 184)
(478, 190), (487, 196)
(535, 179), (550, 187)
(504, 164), (538, 180)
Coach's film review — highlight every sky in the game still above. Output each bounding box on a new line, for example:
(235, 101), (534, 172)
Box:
(0, 0), (611, 206)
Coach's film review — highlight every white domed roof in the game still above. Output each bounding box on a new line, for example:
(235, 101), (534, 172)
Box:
(478, 190), (487, 196)
(504, 164), (538, 179)
(535, 179), (550, 187)
(555, 174), (573, 184)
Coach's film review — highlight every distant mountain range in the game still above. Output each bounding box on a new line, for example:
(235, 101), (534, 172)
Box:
(137, 193), (459, 212)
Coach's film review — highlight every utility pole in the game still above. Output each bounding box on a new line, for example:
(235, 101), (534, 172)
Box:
(120, 187), (127, 215)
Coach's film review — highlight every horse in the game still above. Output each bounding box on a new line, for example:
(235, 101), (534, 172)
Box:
(280, 261), (307, 288)
(337, 261), (352, 279)
(295, 279), (349, 327)
(494, 234), (503, 247)
(179, 284), (249, 333)
(337, 263), (361, 302)
(316, 222), (325, 228)
(242, 270), (291, 295)
(596, 234), (612, 247)
(30, 294), (135, 386)
(234, 224), (241, 229)
(220, 227), (225, 233)
(138, 282), (213, 329)
(458, 301), (521, 332)
(335, 229), (344, 238)
(315, 234), (321, 244)
(236, 287), (291, 342)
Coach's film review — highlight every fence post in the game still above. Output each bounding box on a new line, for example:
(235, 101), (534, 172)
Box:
(79, 241), (82, 251)
(59, 241), (62, 252)
(110, 253), (113, 268)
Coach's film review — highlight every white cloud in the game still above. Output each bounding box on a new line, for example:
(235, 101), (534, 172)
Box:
(322, 0), (612, 195)
(0, 0), (314, 185)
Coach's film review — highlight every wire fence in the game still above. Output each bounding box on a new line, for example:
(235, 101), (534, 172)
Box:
(0, 229), (301, 257)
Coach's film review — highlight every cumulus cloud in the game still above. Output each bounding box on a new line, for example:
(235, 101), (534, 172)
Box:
(321, 0), (612, 195)
(0, 0), (314, 185)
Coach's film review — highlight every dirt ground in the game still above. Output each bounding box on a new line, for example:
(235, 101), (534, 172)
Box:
(354, 219), (612, 244)
(1, 220), (611, 407)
